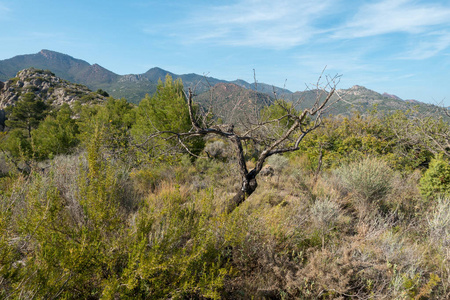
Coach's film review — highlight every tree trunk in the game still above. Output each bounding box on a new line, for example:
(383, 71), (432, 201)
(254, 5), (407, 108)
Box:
(226, 171), (258, 213)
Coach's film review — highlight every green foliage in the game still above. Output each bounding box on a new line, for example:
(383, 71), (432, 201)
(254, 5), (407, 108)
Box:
(115, 187), (230, 299)
(260, 99), (296, 129)
(1, 128), (32, 159)
(96, 89), (109, 97)
(131, 75), (204, 161)
(5, 92), (48, 137)
(0, 133), (231, 298)
(420, 154), (450, 199)
(6, 129), (126, 299)
(2, 88), (450, 298)
(298, 111), (431, 172)
(31, 104), (79, 159)
(77, 97), (135, 159)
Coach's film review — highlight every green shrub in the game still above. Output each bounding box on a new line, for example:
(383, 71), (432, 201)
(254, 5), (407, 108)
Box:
(2, 129), (32, 159)
(115, 186), (230, 299)
(31, 104), (79, 159)
(419, 155), (450, 199)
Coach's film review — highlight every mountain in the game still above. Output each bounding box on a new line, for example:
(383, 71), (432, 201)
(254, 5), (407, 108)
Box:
(0, 67), (108, 130)
(0, 50), (293, 104)
(0, 50), (444, 117)
(0, 50), (119, 88)
(288, 85), (444, 117)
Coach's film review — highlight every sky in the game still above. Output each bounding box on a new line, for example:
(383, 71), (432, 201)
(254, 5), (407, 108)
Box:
(0, 0), (449, 105)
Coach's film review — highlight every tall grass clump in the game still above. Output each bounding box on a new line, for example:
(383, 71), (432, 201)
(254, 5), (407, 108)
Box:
(310, 197), (342, 250)
(428, 197), (450, 249)
(334, 157), (393, 204)
(266, 154), (289, 174)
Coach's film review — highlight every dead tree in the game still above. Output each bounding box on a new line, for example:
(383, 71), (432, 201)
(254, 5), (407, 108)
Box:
(150, 73), (341, 213)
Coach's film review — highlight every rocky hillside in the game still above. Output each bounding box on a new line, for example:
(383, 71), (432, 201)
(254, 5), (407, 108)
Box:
(0, 68), (107, 110)
(286, 85), (444, 117)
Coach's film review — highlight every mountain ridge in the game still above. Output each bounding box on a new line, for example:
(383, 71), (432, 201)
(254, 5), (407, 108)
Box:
(0, 50), (427, 111)
(1, 50), (294, 103)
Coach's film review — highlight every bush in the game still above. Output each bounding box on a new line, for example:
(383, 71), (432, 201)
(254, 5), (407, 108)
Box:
(419, 155), (450, 199)
(31, 104), (79, 159)
(204, 140), (227, 159)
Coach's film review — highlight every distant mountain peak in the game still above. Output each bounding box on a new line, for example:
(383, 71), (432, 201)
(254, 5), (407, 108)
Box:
(382, 92), (402, 101)
(350, 85), (368, 90)
(39, 49), (72, 60)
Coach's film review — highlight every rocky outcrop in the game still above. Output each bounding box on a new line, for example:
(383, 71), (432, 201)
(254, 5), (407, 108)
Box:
(0, 68), (106, 110)
(118, 74), (146, 82)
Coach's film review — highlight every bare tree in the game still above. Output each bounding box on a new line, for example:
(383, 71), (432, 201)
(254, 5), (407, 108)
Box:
(147, 72), (341, 212)
(388, 104), (450, 161)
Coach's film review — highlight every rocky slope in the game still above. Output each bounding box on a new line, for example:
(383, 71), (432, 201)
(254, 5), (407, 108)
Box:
(0, 68), (106, 110)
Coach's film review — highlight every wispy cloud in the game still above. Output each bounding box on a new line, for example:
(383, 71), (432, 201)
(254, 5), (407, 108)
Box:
(334, 0), (450, 38)
(178, 0), (336, 49)
(0, 2), (11, 20)
(0, 2), (10, 11)
(401, 31), (450, 60)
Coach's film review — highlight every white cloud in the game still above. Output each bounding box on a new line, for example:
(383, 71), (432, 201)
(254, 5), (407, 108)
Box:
(181, 0), (336, 49)
(334, 0), (450, 38)
(401, 31), (450, 60)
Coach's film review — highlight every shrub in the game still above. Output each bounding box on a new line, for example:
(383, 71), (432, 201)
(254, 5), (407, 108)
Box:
(420, 154), (450, 199)
(31, 104), (79, 159)
(204, 140), (227, 159)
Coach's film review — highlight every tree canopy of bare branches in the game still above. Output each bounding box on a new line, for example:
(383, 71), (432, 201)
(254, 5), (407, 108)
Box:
(147, 72), (342, 212)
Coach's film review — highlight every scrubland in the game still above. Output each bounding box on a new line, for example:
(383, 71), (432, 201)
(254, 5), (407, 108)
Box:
(1, 77), (450, 299)
(1, 134), (449, 299)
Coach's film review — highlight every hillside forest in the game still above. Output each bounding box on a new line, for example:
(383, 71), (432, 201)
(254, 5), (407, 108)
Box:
(1, 68), (450, 299)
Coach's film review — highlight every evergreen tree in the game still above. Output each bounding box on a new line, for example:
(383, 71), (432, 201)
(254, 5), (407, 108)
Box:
(131, 75), (204, 159)
(5, 92), (48, 137)
(32, 104), (80, 159)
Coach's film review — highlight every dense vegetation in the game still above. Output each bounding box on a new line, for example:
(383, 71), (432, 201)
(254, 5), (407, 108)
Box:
(1, 75), (450, 299)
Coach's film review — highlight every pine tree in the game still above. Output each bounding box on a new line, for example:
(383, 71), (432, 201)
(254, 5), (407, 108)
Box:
(5, 92), (48, 137)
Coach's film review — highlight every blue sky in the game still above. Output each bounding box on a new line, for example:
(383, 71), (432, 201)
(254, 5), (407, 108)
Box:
(0, 0), (449, 104)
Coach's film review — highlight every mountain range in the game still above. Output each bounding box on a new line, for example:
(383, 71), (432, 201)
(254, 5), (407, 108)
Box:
(0, 49), (444, 117)
(0, 50), (291, 104)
